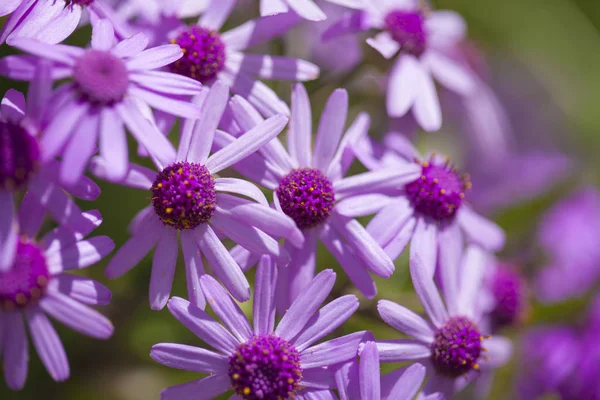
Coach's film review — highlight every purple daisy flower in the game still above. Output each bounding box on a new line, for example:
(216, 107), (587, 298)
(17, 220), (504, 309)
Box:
(259, 0), (363, 21)
(91, 81), (298, 310)
(0, 205), (114, 390)
(0, 0), (132, 45)
(324, 0), (475, 131)
(354, 133), (505, 278)
(0, 18), (204, 185)
(220, 84), (403, 306)
(376, 248), (512, 399)
(151, 258), (368, 400)
(0, 64), (102, 272)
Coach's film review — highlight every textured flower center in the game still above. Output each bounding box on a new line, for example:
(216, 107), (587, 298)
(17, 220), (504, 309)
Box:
(0, 238), (49, 311)
(170, 26), (226, 83)
(384, 10), (427, 57)
(65, 0), (95, 6)
(151, 162), (216, 230)
(229, 334), (302, 400)
(0, 120), (40, 191)
(431, 316), (483, 378)
(73, 50), (129, 104)
(405, 160), (470, 221)
(276, 168), (336, 230)
(490, 266), (525, 329)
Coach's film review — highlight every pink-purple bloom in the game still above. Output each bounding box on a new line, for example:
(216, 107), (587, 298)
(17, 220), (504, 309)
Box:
(259, 0), (364, 21)
(0, 206), (114, 390)
(92, 81), (298, 310)
(151, 258), (367, 400)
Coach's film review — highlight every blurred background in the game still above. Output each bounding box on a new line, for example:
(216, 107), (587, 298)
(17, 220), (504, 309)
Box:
(2, 0), (600, 399)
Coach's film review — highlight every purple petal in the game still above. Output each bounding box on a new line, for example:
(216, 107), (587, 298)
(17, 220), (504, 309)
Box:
(25, 308), (69, 382)
(424, 51), (475, 95)
(366, 199), (414, 248)
(99, 108), (128, 181)
(50, 275), (111, 306)
(26, 59), (52, 124)
(425, 11), (466, 48)
(336, 194), (393, 218)
(301, 331), (369, 368)
(383, 132), (421, 160)
(131, 70), (202, 96)
(333, 166), (420, 199)
(40, 97), (90, 162)
(0, 191), (17, 272)
(3, 311), (28, 390)
(0, 55), (71, 81)
(300, 367), (336, 390)
(39, 208), (101, 254)
(126, 44), (183, 70)
(457, 206), (505, 251)
(150, 343), (229, 374)
(410, 217), (438, 278)
(223, 71), (290, 117)
(17, 192), (44, 238)
(360, 342), (381, 400)
(215, 178), (269, 205)
(312, 89), (348, 171)
(381, 363), (427, 400)
(327, 112), (371, 180)
(9, 38), (79, 66)
(178, 89), (210, 161)
(46, 236), (115, 274)
(375, 340), (431, 362)
(278, 228), (318, 310)
(387, 54), (419, 118)
(286, 0), (326, 21)
(91, 18), (115, 51)
(412, 66), (442, 132)
(227, 53), (319, 81)
(161, 374), (231, 400)
(288, 83), (313, 167)
(60, 108), (99, 186)
(261, 0), (289, 16)
(377, 300), (434, 343)
(366, 32), (400, 59)
(90, 158), (155, 189)
(150, 228), (178, 310)
(437, 223), (463, 315)
(410, 253), (449, 328)
(0, 88), (25, 122)
(181, 230), (206, 309)
(456, 245), (488, 318)
(197, 0), (236, 30)
(221, 12), (302, 51)
(27, 178), (85, 229)
(231, 245), (260, 272)
(111, 32), (149, 58)
(253, 256), (278, 335)
(128, 86), (201, 119)
(481, 336), (512, 369)
(7, 1), (80, 45)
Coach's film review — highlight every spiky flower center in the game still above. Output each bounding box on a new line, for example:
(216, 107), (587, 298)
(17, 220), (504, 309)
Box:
(490, 266), (525, 330)
(229, 334), (302, 400)
(0, 238), (49, 311)
(0, 120), (40, 192)
(151, 162), (216, 230)
(431, 316), (484, 378)
(384, 10), (427, 57)
(405, 159), (470, 221)
(73, 50), (129, 104)
(276, 168), (336, 230)
(170, 26), (226, 83)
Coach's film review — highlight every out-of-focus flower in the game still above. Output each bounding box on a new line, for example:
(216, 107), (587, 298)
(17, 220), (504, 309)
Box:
(0, 0), (132, 45)
(151, 259), (367, 400)
(355, 133), (504, 278)
(534, 187), (600, 303)
(324, 0), (475, 131)
(258, 0), (363, 21)
(221, 85), (399, 308)
(0, 19), (204, 185)
(376, 248), (512, 398)
(0, 207), (114, 390)
(91, 82), (296, 310)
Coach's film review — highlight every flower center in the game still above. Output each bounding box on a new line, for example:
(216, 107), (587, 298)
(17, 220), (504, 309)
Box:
(73, 50), (129, 104)
(0, 238), (49, 311)
(384, 10), (427, 57)
(276, 168), (336, 230)
(431, 316), (483, 378)
(490, 265), (525, 330)
(151, 162), (216, 230)
(0, 120), (40, 192)
(405, 159), (470, 221)
(229, 334), (302, 400)
(170, 26), (226, 83)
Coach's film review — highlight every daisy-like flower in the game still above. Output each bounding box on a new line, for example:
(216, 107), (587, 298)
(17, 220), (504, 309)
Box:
(376, 248), (512, 399)
(324, 0), (475, 131)
(0, 19), (204, 185)
(221, 84), (405, 307)
(258, 0), (363, 21)
(0, 0), (132, 45)
(151, 257), (368, 400)
(91, 81), (298, 310)
(354, 133), (505, 278)
(0, 206), (114, 390)
(0, 63), (102, 272)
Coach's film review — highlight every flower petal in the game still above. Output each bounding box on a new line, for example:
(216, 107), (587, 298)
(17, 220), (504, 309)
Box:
(227, 52), (319, 81)
(288, 83), (313, 167)
(26, 308), (69, 382)
(98, 108), (128, 181)
(197, 0), (236, 31)
(46, 236), (115, 274)
(0, 191), (17, 272)
(151, 343), (228, 374)
(3, 312), (28, 390)
(375, 340), (431, 362)
(360, 342), (381, 400)
(253, 256), (278, 336)
(412, 65), (442, 132)
(456, 245), (488, 318)
(126, 44), (183, 70)
(215, 178), (268, 205)
(50, 275), (111, 306)
(312, 89), (348, 171)
(91, 19), (115, 51)
(387, 54), (419, 118)
(221, 12), (302, 51)
(410, 217), (438, 278)
(410, 253), (449, 328)
(301, 331), (369, 368)
(366, 32), (400, 59)
(457, 205), (506, 251)
(381, 363), (427, 400)
(222, 70), (290, 116)
(377, 300), (434, 343)
(150, 228), (178, 310)
(181, 230), (206, 309)
(161, 374), (231, 400)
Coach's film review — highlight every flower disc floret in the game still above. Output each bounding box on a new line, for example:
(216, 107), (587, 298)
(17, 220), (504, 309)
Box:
(431, 316), (483, 378)
(384, 10), (427, 57)
(229, 334), (302, 400)
(0, 238), (49, 311)
(151, 162), (216, 230)
(405, 160), (470, 221)
(276, 168), (336, 230)
(0, 120), (40, 191)
(73, 50), (129, 104)
(170, 26), (226, 83)
(490, 267), (525, 329)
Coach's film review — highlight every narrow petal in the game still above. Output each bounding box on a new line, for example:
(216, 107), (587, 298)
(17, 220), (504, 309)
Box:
(360, 342), (381, 400)
(335, 194), (394, 218)
(366, 32), (400, 59)
(366, 199), (414, 248)
(383, 132), (421, 160)
(3, 312), (28, 390)
(0, 191), (17, 272)
(387, 54), (419, 118)
(377, 300), (434, 343)
(457, 206), (506, 251)
(150, 228), (178, 310)
(410, 217), (438, 278)
(151, 343), (228, 374)
(40, 98), (89, 162)
(60, 108), (99, 185)
(410, 254), (449, 328)
(131, 70), (202, 96)
(437, 223), (463, 315)
(98, 108), (129, 181)
(227, 53), (319, 81)
(426, 11), (466, 48)
(215, 178), (268, 205)
(46, 236), (115, 274)
(261, 0), (288, 16)
(327, 112), (371, 180)
(231, 245), (260, 272)
(384, 217), (417, 262)
(91, 18), (115, 51)
(253, 256), (278, 336)
(424, 51), (475, 95)
(312, 89), (348, 171)
(224, 71), (290, 117)
(1, 88), (26, 122)
(375, 340), (431, 362)
(221, 13), (302, 51)
(482, 337), (512, 369)
(321, 10), (368, 41)
(412, 67), (442, 132)
(286, 0), (326, 21)
(16, 192), (44, 239)
(90, 158), (155, 189)
(300, 368), (336, 390)
(128, 86), (201, 119)
(40, 291), (114, 339)
(300, 331), (369, 368)
(288, 83), (313, 167)
(197, 0), (236, 31)
(381, 363), (427, 400)
(333, 166), (420, 199)
(181, 230), (206, 309)
(111, 32), (149, 58)
(126, 44), (183, 70)
(26, 308), (69, 382)
(456, 245), (488, 318)
(9, 38), (78, 66)
(26, 178), (86, 229)
(178, 88), (210, 161)
(50, 275), (111, 306)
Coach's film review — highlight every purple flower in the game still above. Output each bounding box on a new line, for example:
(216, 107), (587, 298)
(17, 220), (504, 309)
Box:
(0, 67), (101, 272)
(324, 1), (475, 131)
(534, 187), (600, 303)
(0, 0), (133, 45)
(259, 0), (363, 21)
(91, 81), (297, 310)
(220, 84), (398, 307)
(151, 258), (367, 400)
(355, 133), (505, 278)
(0, 19), (204, 185)
(376, 248), (512, 398)
(0, 205), (114, 390)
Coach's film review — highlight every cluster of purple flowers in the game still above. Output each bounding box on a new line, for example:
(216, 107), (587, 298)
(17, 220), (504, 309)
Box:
(0, 1), (594, 399)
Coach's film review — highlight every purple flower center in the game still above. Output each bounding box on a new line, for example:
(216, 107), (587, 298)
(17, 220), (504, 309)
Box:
(73, 50), (129, 105)
(405, 160), (470, 221)
(431, 316), (483, 378)
(229, 334), (302, 400)
(0, 238), (49, 311)
(170, 26), (226, 83)
(490, 266), (525, 329)
(384, 10), (427, 57)
(65, 0), (94, 6)
(151, 162), (216, 230)
(0, 120), (40, 191)
(276, 168), (336, 230)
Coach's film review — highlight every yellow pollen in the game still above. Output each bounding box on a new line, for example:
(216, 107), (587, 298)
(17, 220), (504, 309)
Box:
(165, 208), (173, 214)
(232, 373), (239, 380)
(422, 161), (429, 167)
(243, 388), (251, 395)
(439, 189), (445, 194)
(157, 183), (163, 188)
